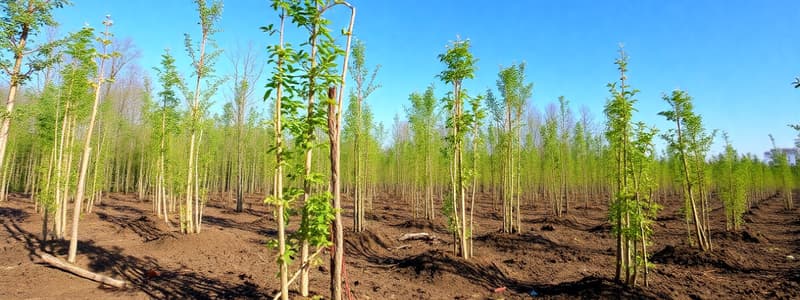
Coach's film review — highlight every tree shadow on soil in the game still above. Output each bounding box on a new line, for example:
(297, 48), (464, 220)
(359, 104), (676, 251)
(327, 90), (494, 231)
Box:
(1, 217), (270, 299)
(96, 212), (175, 242)
(343, 228), (654, 299)
(202, 215), (277, 237)
(389, 248), (659, 299)
(100, 201), (148, 215)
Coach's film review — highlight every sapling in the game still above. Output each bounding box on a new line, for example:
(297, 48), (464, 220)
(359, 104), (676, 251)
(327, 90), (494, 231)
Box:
(406, 86), (438, 220)
(438, 37), (478, 259)
(659, 89), (713, 251)
(152, 50), (183, 224)
(264, 1), (355, 298)
(263, 2), (291, 298)
(228, 44), (263, 213)
(603, 45), (647, 284)
(769, 134), (794, 210)
(714, 132), (747, 231)
(346, 40), (380, 232)
(181, 0), (224, 234)
(494, 63), (532, 231)
(68, 15), (118, 263)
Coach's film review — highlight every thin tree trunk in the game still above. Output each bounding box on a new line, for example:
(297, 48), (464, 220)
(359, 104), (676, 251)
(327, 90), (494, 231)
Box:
(0, 19), (29, 186)
(67, 26), (111, 263)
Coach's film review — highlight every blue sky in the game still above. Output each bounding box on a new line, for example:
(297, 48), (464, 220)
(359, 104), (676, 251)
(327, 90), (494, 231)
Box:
(52, 0), (800, 157)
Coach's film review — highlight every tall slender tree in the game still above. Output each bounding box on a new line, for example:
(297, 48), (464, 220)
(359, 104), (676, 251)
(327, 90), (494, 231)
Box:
(659, 89), (712, 251)
(67, 15), (116, 263)
(263, 2), (291, 298)
(228, 43), (262, 212)
(492, 63), (532, 232)
(604, 46), (638, 283)
(347, 39), (380, 232)
(151, 49), (183, 225)
(181, 0), (224, 234)
(438, 37), (477, 259)
(0, 0), (68, 195)
(714, 132), (747, 231)
(769, 134), (794, 210)
(406, 86), (437, 220)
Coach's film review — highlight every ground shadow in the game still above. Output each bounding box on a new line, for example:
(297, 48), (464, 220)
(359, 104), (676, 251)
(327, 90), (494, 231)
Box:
(96, 212), (175, 242)
(202, 215), (277, 237)
(1, 217), (270, 299)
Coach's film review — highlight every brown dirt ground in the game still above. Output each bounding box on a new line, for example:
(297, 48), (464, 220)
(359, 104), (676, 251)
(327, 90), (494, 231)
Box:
(1, 191), (798, 299)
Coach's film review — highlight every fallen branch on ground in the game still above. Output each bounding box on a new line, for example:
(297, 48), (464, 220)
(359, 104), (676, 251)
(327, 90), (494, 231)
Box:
(39, 253), (127, 288)
(398, 232), (436, 241)
(389, 244), (411, 251)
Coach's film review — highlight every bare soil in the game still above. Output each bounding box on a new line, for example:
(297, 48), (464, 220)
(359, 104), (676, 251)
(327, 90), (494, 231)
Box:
(1, 191), (798, 299)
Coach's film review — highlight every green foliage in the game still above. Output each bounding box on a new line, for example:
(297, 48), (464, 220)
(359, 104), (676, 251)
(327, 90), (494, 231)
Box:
(713, 132), (747, 231)
(59, 27), (98, 121)
(496, 63), (532, 115)
(438, 39), (476, 86)
(264, 0), (349, 279)
(152, 50), (184, 136)
(604, 47), (659, 285)
(0, 0), (69, 85)
(441, 190), (457, 232)
(768, 134), (794, 210)
(659, 88), (716, 252)
(298, 191), (336, 247)
(439, 37), (479, 258)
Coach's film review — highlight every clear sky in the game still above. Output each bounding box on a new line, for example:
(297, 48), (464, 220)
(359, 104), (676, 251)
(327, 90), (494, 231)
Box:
(51, 0), (800, 157)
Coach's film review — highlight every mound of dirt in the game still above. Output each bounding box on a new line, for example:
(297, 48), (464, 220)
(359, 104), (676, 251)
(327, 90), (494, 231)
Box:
(588, 222), (612, 233)
(474, 231), (561, 253)
(390, 219), (447, 233)
(529, 215), (592, 231)
(344, 229), (396, 262)
(394, 249), (513, 289)
(650, 245), (743, 271)
(711, 230), (765, 243)
(533, 276), (662, 299)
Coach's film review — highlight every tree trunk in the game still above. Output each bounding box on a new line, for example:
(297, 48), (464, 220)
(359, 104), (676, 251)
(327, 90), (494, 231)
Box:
(68, 29), (111, 263)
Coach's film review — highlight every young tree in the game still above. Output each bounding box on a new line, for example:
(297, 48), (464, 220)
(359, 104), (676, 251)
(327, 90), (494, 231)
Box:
(714, 132), (747, 231)
(492, 63), (532, 232)
(264, 1), (354, 298)
(659, 89), (712, 251)
(181, 0), (224, 234)
(346, 39), (380, 232)
(630, 122), (660, 286)
(557, 96), (573, 215)
(67, 16), (117, 263)
(541, 105), (561, 216)
(769, 134), (794, 210)
(228, 43), (262, 212)
(406, 86), (438, 220)
(263, 2), (291, 298)
(604, 46), (657, 285)
(0, 0), (68, 193)
(325, 2), (355, 297)
(466, 91), (484, 257)
(438, 37), (477, 259)
(152, 49), (183, 224)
